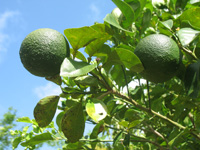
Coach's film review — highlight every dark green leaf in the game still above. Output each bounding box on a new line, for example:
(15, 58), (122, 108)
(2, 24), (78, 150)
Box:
(90, 120), (104, 149)
(142, 9), (151, 32)
(61, 102), (85, 143)
(21, 132), (54, 146)
(184, 61), (200, 98)
(34, 95), (59, 127)
(60, 57), (97, 78)
(123, 132), (130, 146)
(113, 131), (123, 147)
(74, 75), (99, 87)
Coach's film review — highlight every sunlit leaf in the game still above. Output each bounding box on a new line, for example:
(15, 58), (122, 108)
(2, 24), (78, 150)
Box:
(60, 57), (97, 77)
(86, 99), (108, 122)
(179, 7), (200, 29)
(64, 26), (99, 51)
(160, 19), (173, 29)
(103, 13), (134, 34)
(112, 0), (135, 28)
(21, 132), (54, 146)
(106, 48), (144, 72)
(177, 28), (200, 46)
(16, 117), (33, 123)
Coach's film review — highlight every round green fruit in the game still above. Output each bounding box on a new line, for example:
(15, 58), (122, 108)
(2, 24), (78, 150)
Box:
(19, 28), (70, 77)
(134, 34), (181, 83)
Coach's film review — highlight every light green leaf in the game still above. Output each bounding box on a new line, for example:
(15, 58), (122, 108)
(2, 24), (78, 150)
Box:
(160, 19), (173, 29)
(64, 26), (98, 51)
(103, 13), (134, 34)
(60, 57), (97, 77)
(177, 28), (200, 46)
(112, 0), (135, 28)
(86, 99), (108, 122)
(179, 7), (200, 29)
(21, 132), (54, 146)
(16, 117), (32, 123)
(106, 48), (144, 72)
(34, 95), (59, 127)
(56, 111), (65, 131)
(12, 137), (22, 149)
(74, 75), (99, 87)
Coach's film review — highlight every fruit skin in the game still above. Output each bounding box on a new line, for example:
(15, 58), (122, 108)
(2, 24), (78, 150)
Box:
(134, 34), (181, 83)
(20, 28), (70, 77)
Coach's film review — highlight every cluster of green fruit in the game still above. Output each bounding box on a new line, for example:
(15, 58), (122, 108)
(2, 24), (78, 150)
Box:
(19, 28), (181, 142)
(20, 28), (181, 83)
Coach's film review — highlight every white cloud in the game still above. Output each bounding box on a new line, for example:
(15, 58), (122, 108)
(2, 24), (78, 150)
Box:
(0, 11), (20, 62)
(33, 82), (62, 99)
(89, 3), (101, 22)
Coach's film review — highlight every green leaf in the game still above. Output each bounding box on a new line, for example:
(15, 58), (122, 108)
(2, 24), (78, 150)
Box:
(34, 95), (59, 127)
(90, 120), (104, 149)
(16, 117), (33, 123)
(103, 13), (134, 34)
(113, 131), (123, 147)
(61, 102), (85, 143)
(112, 0), (135, 28)
(70, 48), (87, 62)
(64, 26), (99, 51)
(123, 132), (130, 146)
(184, 61), (200, 98)
(177, 28), (200, 46)
(21, 132), (54, 147)
(56, 111), (65, 131)
(86, 99), (108, 122)
(106, 48), (144, 72)
(85, 23), (113, 57)
(74, 75), (99, 87)
(160, 19), (173, 30)
(168, 128), (190, 147)
(142, 9), (152, 32)
(179, 7), (200, 29)
(12, 137), (22, 149)
(60, 57), (97, 78)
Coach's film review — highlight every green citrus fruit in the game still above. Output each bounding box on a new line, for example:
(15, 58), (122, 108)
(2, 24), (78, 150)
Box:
(20, 28), (70, 77)
(134, 34), (181, 83)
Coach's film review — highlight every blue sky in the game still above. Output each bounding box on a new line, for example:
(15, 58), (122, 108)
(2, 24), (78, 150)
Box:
(0, 0), (115, 148)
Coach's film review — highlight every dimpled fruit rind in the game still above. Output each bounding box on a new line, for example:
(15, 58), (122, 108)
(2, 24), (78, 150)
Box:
(134, 34), (181, 83)
(19, 28), (70, 77)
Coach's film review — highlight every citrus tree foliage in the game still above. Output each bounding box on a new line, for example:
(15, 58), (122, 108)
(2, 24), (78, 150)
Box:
(14, 0), (200, 149)
(0, 107), (16, 150)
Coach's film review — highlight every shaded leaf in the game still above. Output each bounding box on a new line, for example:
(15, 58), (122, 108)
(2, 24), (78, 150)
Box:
(56, 111), (65, 131)
(142, 9), (152, 32)
(34, 95), (59, 127)
(177, 28), (200, 46)
(61, 102), (85, 143)
(60, 57), (97, 78)
(113, 131), (123, 147)
(21, 132), (54, 146)
(86, 99), (108, 122)
(184, 61), (200, 98)
(74, 75), (99, 87)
